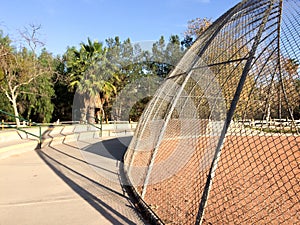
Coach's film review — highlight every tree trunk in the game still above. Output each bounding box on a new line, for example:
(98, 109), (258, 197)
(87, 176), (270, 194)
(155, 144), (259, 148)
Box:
(78, 93), (89, 123)
(87, 107), (95, 123)
(266, 102), (271, 123)
(278, 88), (282, 119)
(80, 108), (87, 123)
(11, 96), (20, 127)
(87, 98), (95, 124)
(100, 105), (105, 121)
(80, 93), (95, 124)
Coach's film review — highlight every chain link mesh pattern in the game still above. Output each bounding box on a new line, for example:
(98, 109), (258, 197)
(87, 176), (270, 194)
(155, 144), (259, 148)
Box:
(124, 0), (299, 224)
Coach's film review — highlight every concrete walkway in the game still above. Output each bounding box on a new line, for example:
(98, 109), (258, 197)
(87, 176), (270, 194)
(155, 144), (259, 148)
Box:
(0, 137), (146, 225)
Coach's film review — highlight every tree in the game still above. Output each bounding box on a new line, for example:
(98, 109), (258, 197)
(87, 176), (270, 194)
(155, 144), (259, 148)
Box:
(0, 25), (53, 126)
(150, 36), (184, 78)
(51, 55), (74, 122)
(19, 49), (55, 123)
(165, 35), (183, 66)
(0, 31), (14, 118)
(185, 17), (212, 38)
(106, 37), (149, 121)
(182, 17), (255, 120)
(182, 18), (212, 49)
(67, 38), (117, 123)
(250, 55), (299, 122)
(279, 57), (299, 119)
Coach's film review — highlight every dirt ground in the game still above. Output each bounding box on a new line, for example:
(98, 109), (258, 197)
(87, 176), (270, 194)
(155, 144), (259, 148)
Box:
(128, 134), (300, 224)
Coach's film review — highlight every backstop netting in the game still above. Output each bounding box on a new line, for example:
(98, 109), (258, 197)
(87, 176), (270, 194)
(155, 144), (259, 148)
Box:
(123, 0), (300, 224)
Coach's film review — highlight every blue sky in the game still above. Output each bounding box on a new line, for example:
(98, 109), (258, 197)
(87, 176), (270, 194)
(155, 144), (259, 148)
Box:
(1, 0), (240, 55)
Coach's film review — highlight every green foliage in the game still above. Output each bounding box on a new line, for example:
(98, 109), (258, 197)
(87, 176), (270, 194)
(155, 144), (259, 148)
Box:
(0, 92), (13, 121)
(0, 28), (55, 124)
(67, 38), (117, 95)
(1, 19), (238, 124)
(0, 30), (11, 47)
(129, 96), (152, 122)
(104, 35), (185, 121)
(51, 56), (74, 121)
(20, 74), (54, 123)
(66, 38), (118, 122)
(149, 35), (184, 78)
(15, 49), (55, 123)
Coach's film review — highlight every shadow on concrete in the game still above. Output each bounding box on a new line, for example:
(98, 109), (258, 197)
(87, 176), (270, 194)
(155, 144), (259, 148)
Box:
(80, 136), (132, 161)
(36, 136), (144, 225)
(48, 145), (119, 176)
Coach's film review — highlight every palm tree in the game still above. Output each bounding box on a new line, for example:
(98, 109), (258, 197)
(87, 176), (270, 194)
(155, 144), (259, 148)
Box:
(67, 38), (117, 123)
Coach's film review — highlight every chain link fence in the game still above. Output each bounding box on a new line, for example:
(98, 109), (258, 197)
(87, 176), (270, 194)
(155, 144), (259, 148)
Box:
(124, 0), (299, 224)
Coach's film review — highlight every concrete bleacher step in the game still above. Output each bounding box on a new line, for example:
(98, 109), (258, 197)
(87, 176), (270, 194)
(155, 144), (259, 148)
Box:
(0, 139), (39, 159)
(38, 124), (101, 147)
(0, 125), (101, 159)
(0, 123), (136, 159)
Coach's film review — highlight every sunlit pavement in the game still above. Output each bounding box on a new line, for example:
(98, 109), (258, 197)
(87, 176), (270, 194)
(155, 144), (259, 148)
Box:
(0, 137), (146, 225)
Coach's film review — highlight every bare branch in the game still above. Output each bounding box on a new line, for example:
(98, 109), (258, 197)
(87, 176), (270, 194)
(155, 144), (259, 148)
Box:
(19, 24), (44, 53)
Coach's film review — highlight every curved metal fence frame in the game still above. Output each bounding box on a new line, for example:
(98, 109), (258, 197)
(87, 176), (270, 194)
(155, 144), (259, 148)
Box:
(124, 0), (299, 224)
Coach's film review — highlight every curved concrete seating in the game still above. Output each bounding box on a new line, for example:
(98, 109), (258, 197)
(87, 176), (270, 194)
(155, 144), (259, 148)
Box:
(0, 123), (137, 159)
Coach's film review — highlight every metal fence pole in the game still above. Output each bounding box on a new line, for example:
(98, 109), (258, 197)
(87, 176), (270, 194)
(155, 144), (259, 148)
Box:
(38, 126), (42, 149)
(195, 1), (274, 223)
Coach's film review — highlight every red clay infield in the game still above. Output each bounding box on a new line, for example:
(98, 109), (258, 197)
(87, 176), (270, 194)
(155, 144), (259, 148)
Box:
(129, 134), (299, 224)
